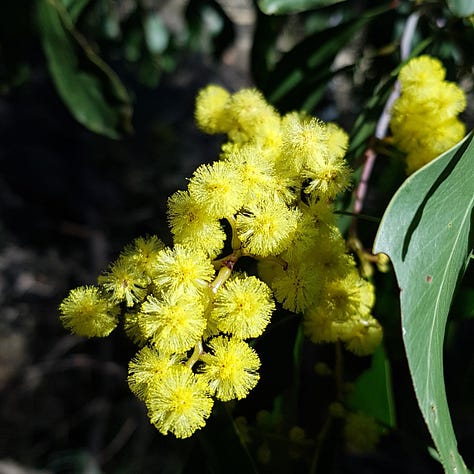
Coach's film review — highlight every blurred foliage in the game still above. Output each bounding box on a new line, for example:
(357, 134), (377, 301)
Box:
(1, 0), (236, 137)
(0, 0), (473, 473)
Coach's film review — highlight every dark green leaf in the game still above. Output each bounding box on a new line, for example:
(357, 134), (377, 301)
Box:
(346, 37), (432, 165)
(264, 4), (392, 112)
(251, 9), (286, 89)
(347, 345), (396, 427)
(346, 74), (396, 164)
(446, 0), (474, 17)
(36, 0), (133, 139)
(185, 0), (235, 59)
(373, 132), (474, 474)
(451, 287), (474, 319)
(60, 0), (91, 23)
(257, 0), (346, 15)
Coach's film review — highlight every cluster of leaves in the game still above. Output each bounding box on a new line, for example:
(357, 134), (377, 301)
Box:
(1, 0), (236, 137)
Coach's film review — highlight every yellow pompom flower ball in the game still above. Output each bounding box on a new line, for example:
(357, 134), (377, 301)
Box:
(128, 346), (184, 400)
(153, 244), (215, 295)
(398, 55), (445, 89)
(167, 190), (226, 259)
(146, 364), (214, 439)
(120, 235), (166, 279)
(344, 316), (383, 356)
(59, 286), (119, 337)
(140, 290), (207, 354)
(268, 259), (321, 313)
(211, 274), (275, 338)
(199, 336), (261, 401)
(225, 88), (280, 144)
(188, 161), (245, 219)
(390, 54), (466, 174)
(98, 255), (148, 307)
(236, 196), (301, 257)
(195, 84), (231, 134)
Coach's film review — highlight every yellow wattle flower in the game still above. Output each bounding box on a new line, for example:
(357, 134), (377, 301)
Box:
(211, 274), (275, 338)
(59, 285), (119, 337)
(390, 54), (466, 174)
(146, 365), (214, 439)
(199, 336), (261, 401)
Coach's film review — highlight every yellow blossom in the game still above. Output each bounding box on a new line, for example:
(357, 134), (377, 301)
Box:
(194, 84), (231, 134)
(398, 55), (446, 89)
(121, 235), (165, 279)
(147, 365), (214, 438)
(140, 290), (207, 354)
(225, 88), (280, 144)
(390, 54), (466, 174)
(98, 255), (148, 307)
(236, 196), (301, 257)
(281, 113), (329, 175)
(199, 336), (260, 401)
(153, 244), (215, 295)
(211, 274), (275, 338)
(59, 286), (119, 337)
(167, 190), (226, 259)
(128, 346), (183, 400)
(188, 161), (245, 218)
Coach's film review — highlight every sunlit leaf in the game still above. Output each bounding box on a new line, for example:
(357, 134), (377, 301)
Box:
(257, 0), (345, 15)
(446, 0), (474, 17)
(143, 12), (169, 54)
(264, 4), (392, 112)
(373, 132), (474, 474)
(36, 0), (133, 139)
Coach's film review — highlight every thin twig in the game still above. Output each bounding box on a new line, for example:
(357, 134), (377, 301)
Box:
(350, 11), (420, 234)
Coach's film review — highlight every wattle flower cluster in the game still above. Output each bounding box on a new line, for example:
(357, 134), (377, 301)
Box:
(390, 55), (466, 174)
(59, 85), (382, 439)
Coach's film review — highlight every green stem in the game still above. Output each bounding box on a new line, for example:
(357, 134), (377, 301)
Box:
(309, 414), (333, 474)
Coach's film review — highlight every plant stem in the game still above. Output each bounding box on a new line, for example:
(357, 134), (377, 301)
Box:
(309, 414), (334, 474)
(350, 11), (420, 237)
(186, 340), (204, 368)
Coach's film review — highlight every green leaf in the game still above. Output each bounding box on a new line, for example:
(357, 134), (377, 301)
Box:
(60, 0), (90, 23)
(346, 74), (396, 164)
(446, 0), (474, 17)
(373, 132), (474, 474)
(264, 4), (392, 112)
(36, 0), (133, 139)
(251, 9), (286, 89)
(346, 37), (432, 164)
(143, 12), (169, 54)
(347, 345), (396, 427)
(185, 0), (235, 59)
(257, 0), (345, 15)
